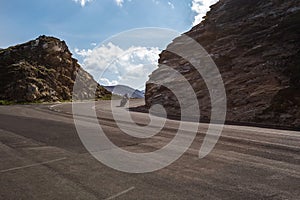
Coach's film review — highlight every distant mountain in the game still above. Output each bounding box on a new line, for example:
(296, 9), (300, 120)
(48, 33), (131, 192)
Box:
(104, 85), (144, 99)
(0, 35), (111, 102)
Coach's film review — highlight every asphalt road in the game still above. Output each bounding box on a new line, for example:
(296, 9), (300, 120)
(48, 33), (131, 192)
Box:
(0, 100), (299, 200)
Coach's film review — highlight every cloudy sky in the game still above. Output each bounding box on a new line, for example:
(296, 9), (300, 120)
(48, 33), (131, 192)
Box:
(0, 0), (218, 89)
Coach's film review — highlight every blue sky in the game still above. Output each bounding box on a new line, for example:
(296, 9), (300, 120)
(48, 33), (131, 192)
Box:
(0, 0), (218, 89)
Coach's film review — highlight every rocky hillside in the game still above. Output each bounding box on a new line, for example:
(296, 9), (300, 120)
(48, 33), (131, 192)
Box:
(0, 36), (111, 103)
(146, 0), (300, 127)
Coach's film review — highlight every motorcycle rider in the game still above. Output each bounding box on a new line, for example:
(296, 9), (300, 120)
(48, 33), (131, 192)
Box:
(120, 93), (129, 107)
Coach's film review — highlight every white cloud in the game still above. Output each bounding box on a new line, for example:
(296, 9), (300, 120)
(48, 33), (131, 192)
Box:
(72, 0), (130, 7)
(115, 0), (124, 7)
(168, 1), (175, 9)
(99, 78), (119, 86)
(191, 0), (219, 26)
(74, 48), (93, 57)
(78, 42), (123, 73)
(152, 0), (160, 5)
(73, 0), (93, 7)
(74, 43), (161, 89)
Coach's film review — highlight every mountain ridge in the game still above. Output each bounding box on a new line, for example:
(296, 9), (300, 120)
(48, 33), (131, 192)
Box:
(104, 85), (144, 99)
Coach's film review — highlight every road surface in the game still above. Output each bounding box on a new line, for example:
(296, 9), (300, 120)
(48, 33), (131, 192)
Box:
(0, 100), (299, 199)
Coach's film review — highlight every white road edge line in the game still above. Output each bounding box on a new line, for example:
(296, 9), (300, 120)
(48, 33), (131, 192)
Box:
(0, 157), (67, 173)
(104, 187), (135, 200)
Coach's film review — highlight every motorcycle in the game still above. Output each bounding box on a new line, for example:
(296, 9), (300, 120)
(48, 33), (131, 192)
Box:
(120, 94), (129, 107)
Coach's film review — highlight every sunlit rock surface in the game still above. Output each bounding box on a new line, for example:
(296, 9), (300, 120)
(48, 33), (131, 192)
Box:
(0, 36), (111, 102)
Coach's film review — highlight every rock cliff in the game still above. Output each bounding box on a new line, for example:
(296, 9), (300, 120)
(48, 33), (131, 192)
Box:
(146, 0), (300, 127)
(0, 36), (111, 102)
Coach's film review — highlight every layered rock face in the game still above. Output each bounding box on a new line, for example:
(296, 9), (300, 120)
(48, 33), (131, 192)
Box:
(0, 36), (111, 102)
(146, 0), (300, 127)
